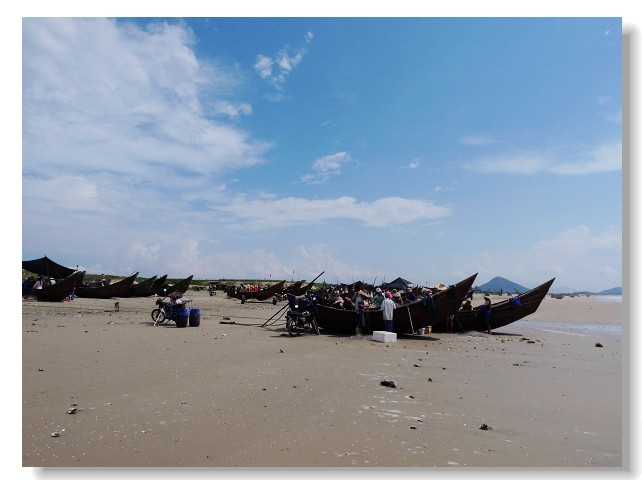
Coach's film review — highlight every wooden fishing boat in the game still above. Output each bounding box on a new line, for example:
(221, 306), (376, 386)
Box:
(315, 273), (478, 335)
(160, 275), (194, 296)
(226, 280), (286, 302)
(432, 278), (555, 333)
(125, 275), (157, 297)
(285, 280), (305, 295)
(75, 272), (139, 299)
(145, 275), (168, 296)
(26, 270), (85, 302)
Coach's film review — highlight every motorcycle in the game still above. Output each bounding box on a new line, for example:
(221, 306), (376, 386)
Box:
(151, 293), (196, 327)
(285, 293), (320, 336)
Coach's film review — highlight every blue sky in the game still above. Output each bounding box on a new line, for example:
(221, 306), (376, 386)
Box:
(22, 17), (623, 292)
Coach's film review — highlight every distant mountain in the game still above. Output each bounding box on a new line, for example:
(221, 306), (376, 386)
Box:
(599, 287), (622, 295)
(475, 277), (529, 294)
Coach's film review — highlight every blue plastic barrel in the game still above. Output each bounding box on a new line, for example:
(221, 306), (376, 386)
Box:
(176, 308), (189, 328)
(189, 308), (201, 327)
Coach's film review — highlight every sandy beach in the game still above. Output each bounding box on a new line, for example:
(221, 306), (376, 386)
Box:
(22, 291), (622, 468)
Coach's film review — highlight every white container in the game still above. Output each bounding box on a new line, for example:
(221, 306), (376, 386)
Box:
(418, 328), (425, 335)
(373, 331), (397, 343)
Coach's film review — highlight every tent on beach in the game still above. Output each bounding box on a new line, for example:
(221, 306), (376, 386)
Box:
(22, 256), (77, 279)
(380, 277), (414, 291)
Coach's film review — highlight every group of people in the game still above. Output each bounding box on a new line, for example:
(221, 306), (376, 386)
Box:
(320, 283), (493, 335)
(236, 283), (262, 293)
(322, 284), (434, 333)
(22, 274), (54, 293)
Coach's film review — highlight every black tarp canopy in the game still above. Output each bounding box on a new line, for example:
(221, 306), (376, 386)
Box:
(381, 277), (414, 291)
(22, 256), (77, 279)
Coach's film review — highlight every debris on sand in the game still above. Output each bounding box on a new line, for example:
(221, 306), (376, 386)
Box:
(428, 378), (432, 382)
(479, 423), (492, 430)
(380, 380), (396, 388)
(596, 342), (603, 348)
(51, 432), (61, 437)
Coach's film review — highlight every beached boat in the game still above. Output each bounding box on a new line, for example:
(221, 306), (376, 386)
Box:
(125, 275), (157, 297)
(144, 275), (168, 296)
(315, 273), (478, 335)
(160, 275), (194, 296)
(75, 272), (139, 299)
(285, 280), (305, 295)
(26, 270), (85, 302)
(432, 278), (555, 333)
(226, 280), (286, 302)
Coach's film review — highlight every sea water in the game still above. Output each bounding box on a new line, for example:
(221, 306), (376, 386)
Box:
(526, 320), (622, 338)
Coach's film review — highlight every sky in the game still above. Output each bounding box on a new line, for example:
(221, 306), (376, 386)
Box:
(21, 16), (624, 292)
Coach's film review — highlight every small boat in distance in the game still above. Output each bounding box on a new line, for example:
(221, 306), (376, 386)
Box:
(226, 280), (286, 302)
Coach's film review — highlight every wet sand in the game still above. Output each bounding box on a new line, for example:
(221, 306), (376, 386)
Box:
(22, 292), (622, 468)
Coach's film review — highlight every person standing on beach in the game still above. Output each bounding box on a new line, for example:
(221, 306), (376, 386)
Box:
(381, 292), (396, 332)
(354, 289), (370, 334)
(481, 295), (492, 334)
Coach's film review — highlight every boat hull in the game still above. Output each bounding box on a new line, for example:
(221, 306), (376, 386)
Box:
(75, 272), (139, 299)
(432, 278), (555, 333)
(316, 274), (478, 335)
(159, 275), (194, 296)
(26, 271), (85, 302)
(226, 280), (286, 301)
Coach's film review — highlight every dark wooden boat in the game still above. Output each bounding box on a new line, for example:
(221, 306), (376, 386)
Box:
(75, 272), (139, 299)
(315, 273), (478, 335)
(160, 275), (194, 296)
(26, 271), (85, 302)
(144, 275), (168, 296)
(285, 280), (305, 295)
(125, 275), (157, 297)
(226, 280), (286, 301)
(432, 278), (555, 333)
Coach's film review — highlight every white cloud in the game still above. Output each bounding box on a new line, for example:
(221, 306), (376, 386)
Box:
(127, 241), (161, 261)
(550, 142), (621, 175)
(463, 142), (621, 175)
(455, 225), (621, 292)
(214, 195), (452, 229)
(302, 151), (352, 183)
(23, 18), (270, 185)
(460, 134), (497, 146)
(409, 161), (419, 169)
(254, 37), (309, 96)
(211, 100), (252, 118)
(253, 54), (273, 78)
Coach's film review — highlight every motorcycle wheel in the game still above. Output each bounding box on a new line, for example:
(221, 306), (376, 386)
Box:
(312, 317), (320, 335)
(151, 309), (166, 324)
(273, 296), (277, 305)
(288, 318), (296, 337)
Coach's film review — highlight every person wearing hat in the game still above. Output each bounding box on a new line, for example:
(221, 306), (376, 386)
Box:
(404, 287), (418, 303)
(381, 291), (396, 332)
(353, 289), (370, 334)
(371, 287), (384, 308)
(480, 295), (492, 334)
(392, 291), (403, 306)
